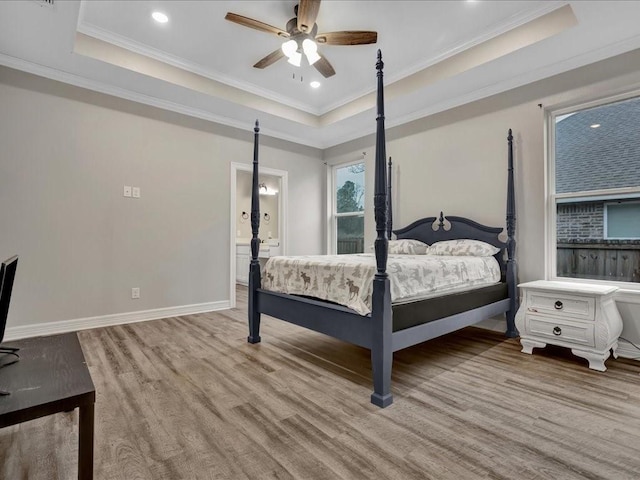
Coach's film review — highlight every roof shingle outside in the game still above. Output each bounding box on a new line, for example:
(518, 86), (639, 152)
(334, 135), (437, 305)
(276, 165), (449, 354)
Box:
(555, 97), (640, 194)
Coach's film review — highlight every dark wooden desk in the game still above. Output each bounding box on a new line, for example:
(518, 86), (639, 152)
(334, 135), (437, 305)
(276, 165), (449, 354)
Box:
(0, 333), (96, 480)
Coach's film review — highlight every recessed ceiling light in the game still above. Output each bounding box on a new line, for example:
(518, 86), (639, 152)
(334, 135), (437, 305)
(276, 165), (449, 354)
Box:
(590, 124), (601, 128)
(152, 11), (169, 24)
(310, 81), (321, 89)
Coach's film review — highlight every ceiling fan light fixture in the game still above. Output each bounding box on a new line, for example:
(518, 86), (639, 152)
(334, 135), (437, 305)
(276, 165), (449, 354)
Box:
(287, 51), (302, 67)
(281, 39), (298, 58)
(302, 38), (317, 54)
(302, 38), (320, 65)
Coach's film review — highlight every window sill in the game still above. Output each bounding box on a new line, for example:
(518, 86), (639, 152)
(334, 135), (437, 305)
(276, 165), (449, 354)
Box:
(548, 276), (640, 303)
(616, 289), (640, 303)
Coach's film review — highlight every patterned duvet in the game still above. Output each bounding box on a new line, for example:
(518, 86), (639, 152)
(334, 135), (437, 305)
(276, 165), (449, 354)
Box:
(261, 254), (501, 315)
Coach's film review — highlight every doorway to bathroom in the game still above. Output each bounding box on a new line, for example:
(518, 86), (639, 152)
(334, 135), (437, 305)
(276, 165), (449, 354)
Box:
(229, 163), (288, 308)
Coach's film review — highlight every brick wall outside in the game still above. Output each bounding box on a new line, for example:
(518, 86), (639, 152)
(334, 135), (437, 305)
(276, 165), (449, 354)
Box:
(556, 202), (604, 242)
(557, 201), (640, 246)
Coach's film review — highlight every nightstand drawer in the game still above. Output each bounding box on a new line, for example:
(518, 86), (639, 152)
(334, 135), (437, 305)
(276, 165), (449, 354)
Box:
(526, 315), (595, 347)
(526, 291), (595, 320)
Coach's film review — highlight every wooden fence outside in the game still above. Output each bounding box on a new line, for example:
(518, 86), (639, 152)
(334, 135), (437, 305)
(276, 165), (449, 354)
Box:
(557, 243), (640, 283)
(337, 238), (364, 255)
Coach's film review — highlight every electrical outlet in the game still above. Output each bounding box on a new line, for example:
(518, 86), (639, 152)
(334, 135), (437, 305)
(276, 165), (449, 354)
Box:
(132, 187), (141, 198)
(131, 287), (140, 299)
(123, 185), (132, 197)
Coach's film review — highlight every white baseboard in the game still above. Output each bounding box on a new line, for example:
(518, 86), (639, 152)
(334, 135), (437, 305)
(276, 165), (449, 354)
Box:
(616, 341), (640, 361)
(4, 300), (230, 341)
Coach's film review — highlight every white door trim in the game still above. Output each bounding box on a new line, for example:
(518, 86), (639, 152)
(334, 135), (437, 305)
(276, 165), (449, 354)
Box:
(230, 162), (288, 308)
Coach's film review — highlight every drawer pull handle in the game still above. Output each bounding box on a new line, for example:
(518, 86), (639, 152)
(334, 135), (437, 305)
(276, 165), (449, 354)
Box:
(554, 301), (563, 310)
(553, 326), (562, 336)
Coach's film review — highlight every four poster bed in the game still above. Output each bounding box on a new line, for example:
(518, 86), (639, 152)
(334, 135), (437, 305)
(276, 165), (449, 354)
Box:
(246, 50), (518, 408)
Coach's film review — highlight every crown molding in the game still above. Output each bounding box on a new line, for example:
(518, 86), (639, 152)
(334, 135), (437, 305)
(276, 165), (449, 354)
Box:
(3, 26), (640, 150)
(0, 53), (325, 149)
(327, 31), (640, 149)
(415, 32), (640, 118)
(76, 21), (321, 116)
(386, 1), (570, 87)
(319, 1), (570, 116)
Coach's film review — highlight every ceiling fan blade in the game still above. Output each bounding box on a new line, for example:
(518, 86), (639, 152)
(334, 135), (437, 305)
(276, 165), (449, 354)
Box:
(316, 31), (378, 45)
(253, 49), (285, 69)
(313, 54), (335, 78)
(225, 12), (289, 37)
(297, 0), (321, 33)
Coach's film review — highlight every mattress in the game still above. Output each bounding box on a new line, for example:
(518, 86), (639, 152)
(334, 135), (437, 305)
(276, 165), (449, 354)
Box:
(261, 253), (501, 315)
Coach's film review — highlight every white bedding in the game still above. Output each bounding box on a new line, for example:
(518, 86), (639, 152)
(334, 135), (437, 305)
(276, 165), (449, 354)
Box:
(261, 253), (501, 315)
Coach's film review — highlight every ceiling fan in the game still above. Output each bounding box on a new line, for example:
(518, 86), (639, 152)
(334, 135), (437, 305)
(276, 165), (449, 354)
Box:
(225, 0), (378, 78)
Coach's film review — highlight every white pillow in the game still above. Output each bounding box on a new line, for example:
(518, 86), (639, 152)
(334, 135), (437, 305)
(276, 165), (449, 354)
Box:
(428, 239), (500, 257)
(388, 239), (429, 255)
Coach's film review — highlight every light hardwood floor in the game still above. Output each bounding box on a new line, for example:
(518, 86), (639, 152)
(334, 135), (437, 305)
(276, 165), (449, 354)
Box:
(3, 285), (640, 479)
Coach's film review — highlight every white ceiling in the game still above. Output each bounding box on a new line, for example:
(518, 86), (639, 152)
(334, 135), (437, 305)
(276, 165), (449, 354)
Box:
(2, 1), (640, 149)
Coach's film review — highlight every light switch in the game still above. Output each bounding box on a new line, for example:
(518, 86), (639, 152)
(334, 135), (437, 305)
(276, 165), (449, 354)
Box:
(132, 187), (141, 198)
(123, 185), (132, 197)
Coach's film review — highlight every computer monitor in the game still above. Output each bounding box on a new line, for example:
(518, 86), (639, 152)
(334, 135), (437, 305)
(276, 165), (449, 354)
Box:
(0, 255), (18, 347)
(0, 255), (18, 395)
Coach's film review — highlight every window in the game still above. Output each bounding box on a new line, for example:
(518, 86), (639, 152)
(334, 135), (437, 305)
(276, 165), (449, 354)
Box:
(550, 95), (640, 284)
(332, 161), (365, 254)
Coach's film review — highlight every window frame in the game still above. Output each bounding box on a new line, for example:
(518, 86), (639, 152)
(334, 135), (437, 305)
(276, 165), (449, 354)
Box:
(329, 159), (365, 255)
(546, 89), (640, 289)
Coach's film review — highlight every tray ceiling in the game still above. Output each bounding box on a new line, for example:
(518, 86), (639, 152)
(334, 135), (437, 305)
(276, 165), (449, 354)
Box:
(2, 1), (640, 148)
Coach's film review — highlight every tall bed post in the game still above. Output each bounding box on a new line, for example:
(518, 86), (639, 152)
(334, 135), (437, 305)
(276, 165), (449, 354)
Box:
(505, 129), (519, 337)
(248, 120), (262, 344)
(370, 50), (393, 408)
(387, 157), (393, 240)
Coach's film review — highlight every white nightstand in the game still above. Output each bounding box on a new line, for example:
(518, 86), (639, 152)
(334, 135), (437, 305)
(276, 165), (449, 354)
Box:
(515, 280), (623, 371)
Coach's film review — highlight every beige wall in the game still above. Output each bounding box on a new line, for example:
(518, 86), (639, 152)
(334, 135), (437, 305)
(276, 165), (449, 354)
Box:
(384, 103), (545, 285)
(3, 46), (640, 353)
(0, 66), (324, 330)
(325, 103), (545, 284)
(324, 48), (640, 350)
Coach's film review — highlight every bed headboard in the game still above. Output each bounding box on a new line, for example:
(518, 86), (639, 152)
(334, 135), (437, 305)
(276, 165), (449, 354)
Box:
(393, 212), (508, 277)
